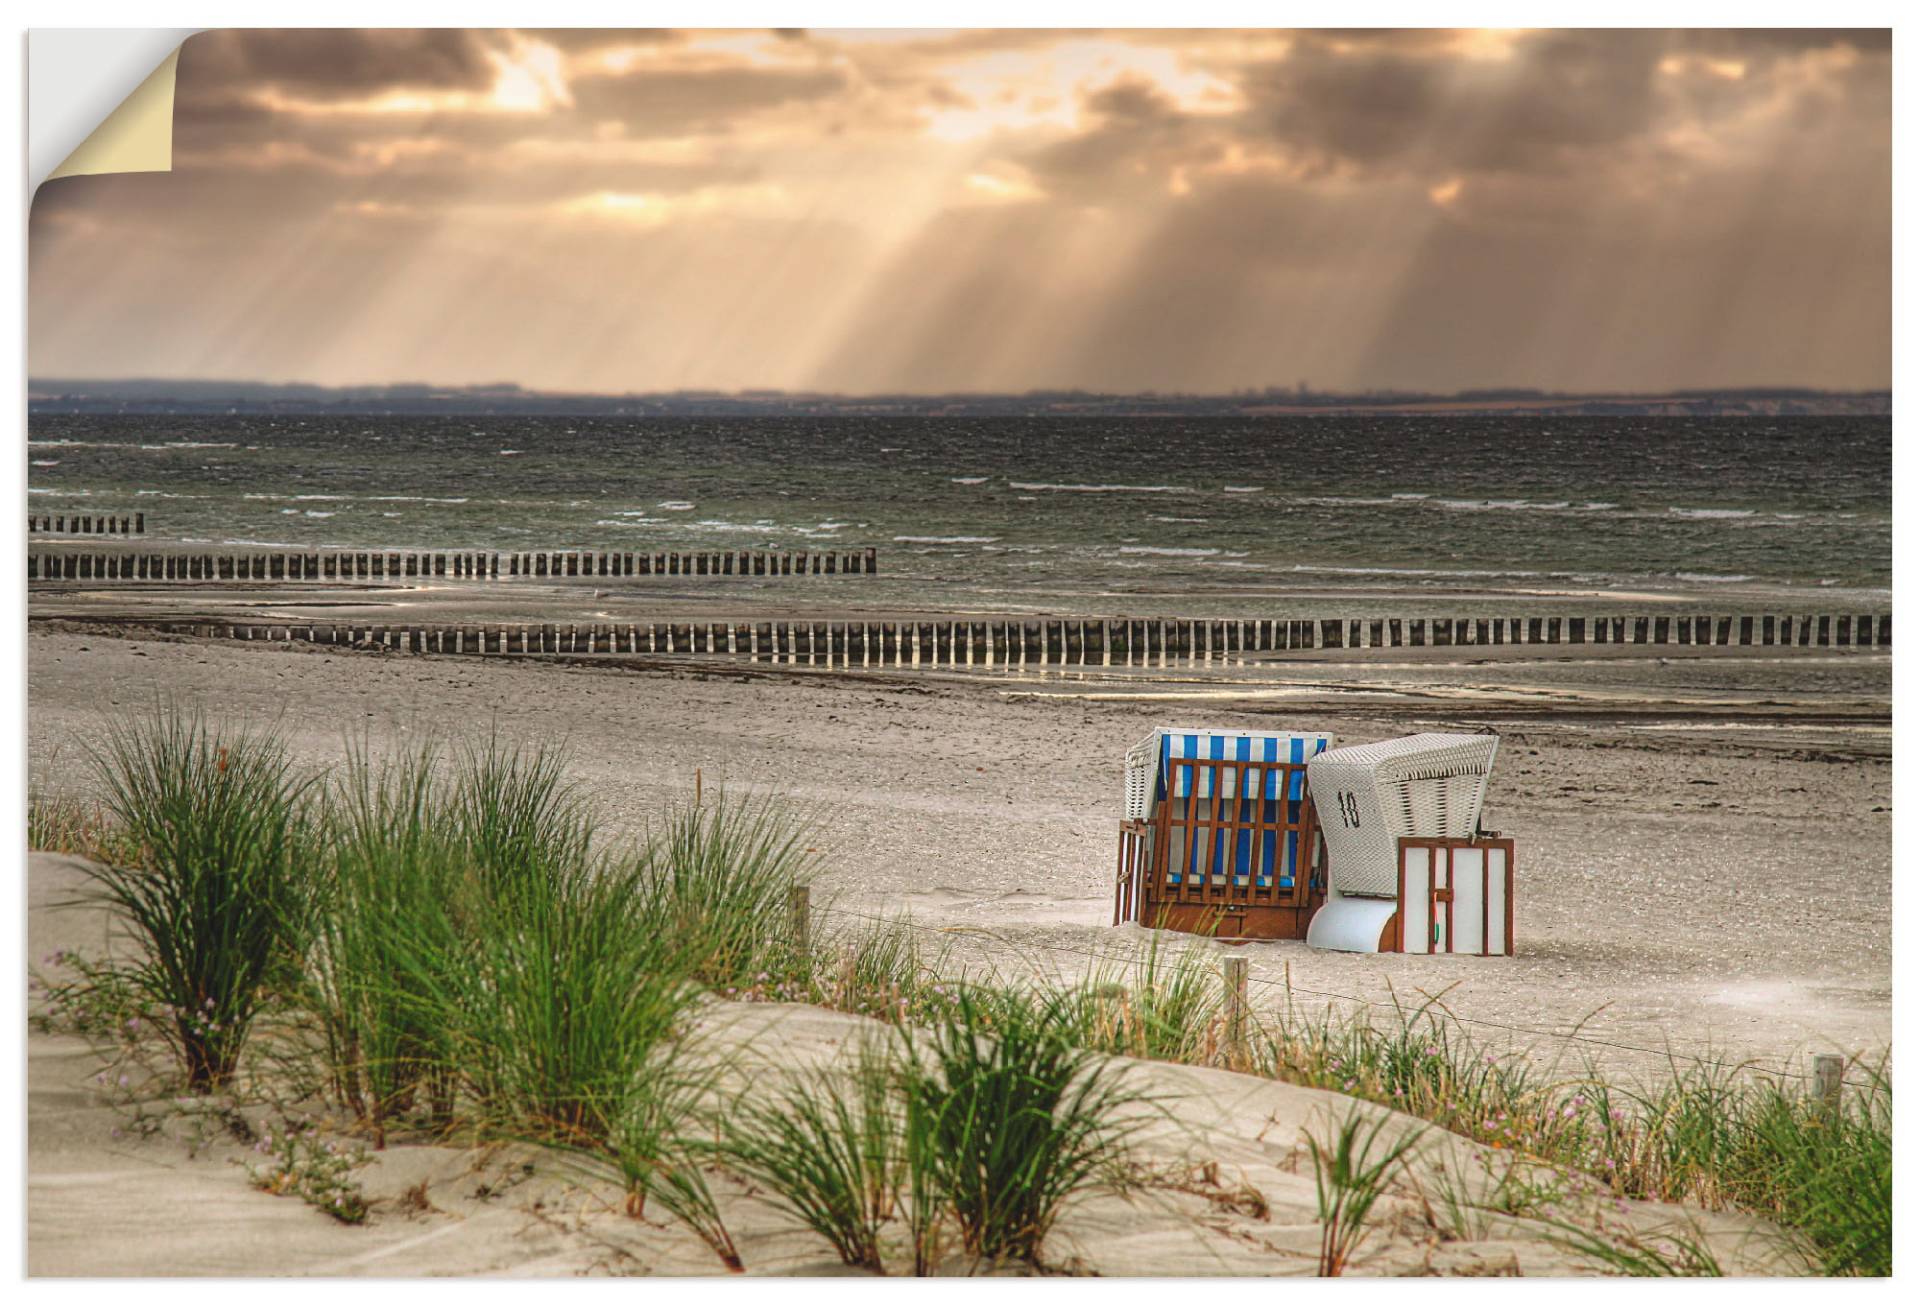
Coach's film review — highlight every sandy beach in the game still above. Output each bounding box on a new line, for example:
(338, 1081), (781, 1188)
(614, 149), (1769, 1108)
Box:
(27, 616), (1891, 1080)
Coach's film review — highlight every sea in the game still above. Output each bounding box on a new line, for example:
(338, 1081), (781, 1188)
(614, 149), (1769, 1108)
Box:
(26, 414), (1891, 613)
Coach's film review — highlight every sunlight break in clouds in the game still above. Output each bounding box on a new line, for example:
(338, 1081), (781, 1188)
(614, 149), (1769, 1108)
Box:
(920, 38), (1243, 142)
(28, 27), (1891, 395)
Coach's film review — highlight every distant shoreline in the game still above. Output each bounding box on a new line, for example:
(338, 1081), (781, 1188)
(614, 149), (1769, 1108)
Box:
(25, 380), (1893, 419)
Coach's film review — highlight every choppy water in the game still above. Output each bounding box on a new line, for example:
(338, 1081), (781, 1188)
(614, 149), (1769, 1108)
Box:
(26, 414), (1890, 605)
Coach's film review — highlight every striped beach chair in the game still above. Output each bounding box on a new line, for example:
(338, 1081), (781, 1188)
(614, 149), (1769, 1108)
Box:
(1116, 729), (1332, 939)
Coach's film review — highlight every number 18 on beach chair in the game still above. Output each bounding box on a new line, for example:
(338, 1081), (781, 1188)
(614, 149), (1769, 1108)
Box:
(1114, 729), (1332, 941)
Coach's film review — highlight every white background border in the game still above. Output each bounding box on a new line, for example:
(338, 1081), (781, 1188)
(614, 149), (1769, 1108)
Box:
(3, 2), (1907, 1298)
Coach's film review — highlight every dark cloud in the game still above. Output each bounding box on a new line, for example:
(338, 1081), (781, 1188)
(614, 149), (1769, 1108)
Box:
(1022, 74), (1210, 200)
(178, 29), (498, 101)
(1013, 28), (1890, 208)
(1674, 27), (1889, 55)
(1231, 30), (1670, 177)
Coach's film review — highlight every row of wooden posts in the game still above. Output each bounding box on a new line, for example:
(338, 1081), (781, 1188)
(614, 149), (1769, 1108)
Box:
(28, 545), (880, 582)
(149, 610), (1891, 664)
(27, 513), (145, 535)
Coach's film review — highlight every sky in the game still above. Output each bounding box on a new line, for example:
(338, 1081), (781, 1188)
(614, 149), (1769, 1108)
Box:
(28, 27), (1892, 395)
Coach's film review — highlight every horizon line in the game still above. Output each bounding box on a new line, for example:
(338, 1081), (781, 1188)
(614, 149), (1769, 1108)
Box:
(27, 377), (1894, 401)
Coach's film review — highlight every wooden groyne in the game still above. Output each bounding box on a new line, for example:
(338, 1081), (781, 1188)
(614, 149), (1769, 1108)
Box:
(27, 512), (144, 536)
(127, 611), (1890, 665)
(27, 545), (879, 583)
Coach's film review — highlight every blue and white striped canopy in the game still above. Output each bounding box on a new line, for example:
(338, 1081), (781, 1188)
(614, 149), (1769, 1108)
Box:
(1155, 730), (1331, 889)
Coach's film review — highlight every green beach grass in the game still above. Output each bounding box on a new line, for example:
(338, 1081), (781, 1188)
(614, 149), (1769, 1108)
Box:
(29, 706), (1893, 1275)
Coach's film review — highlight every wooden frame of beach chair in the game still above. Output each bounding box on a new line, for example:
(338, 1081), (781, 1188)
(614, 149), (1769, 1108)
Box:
(1389, 835), (1515, 956)
(1114, 753), (1327, 941)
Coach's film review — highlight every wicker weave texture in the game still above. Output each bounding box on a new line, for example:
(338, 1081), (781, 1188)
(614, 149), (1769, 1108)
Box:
(1308, 733), (1499, 897)
(1123, 734), (1158, 820)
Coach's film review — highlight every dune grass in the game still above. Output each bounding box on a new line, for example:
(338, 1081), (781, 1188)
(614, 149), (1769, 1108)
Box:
(804, 910), (962, 1024)
(1057, 933), (1224, 1064)
(719, 1045), (905, 1272)
(445, 731), (598, 884)
(307, 742), (466, 1140)
(74, 705), (317, 1091)
(1539, 1214), (1726, 1276)
(28, 788), (140, 864)
(899, 986), (1147, 1267)
(310, 738), (715, 1160)
(1631, 1058), (1891, 1276)
(1247, 990), (1891, 1275)
(630, 790), (815, 987)
(440, 853), (705, 1148)
(303, 732), (740, 1262)
(716, 994), (1151, 1275)
(1304, 1104), (1426, 1275)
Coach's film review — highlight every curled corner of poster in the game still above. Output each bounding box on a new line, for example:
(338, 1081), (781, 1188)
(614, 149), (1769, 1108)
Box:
(31, 30), (198, 191)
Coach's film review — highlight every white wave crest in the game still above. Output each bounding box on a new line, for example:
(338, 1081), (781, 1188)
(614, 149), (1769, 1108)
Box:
(1009, 482), (1192, 493)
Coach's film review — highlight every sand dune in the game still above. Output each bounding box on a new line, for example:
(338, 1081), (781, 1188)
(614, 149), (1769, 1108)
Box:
(29, 854), (1804, 1277)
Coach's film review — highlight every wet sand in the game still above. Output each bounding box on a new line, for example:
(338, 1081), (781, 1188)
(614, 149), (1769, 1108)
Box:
(26, 614), (1891, 1081)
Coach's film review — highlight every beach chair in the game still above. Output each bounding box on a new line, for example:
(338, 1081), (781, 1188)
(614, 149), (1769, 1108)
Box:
(1304, 732), (1502, 952)
(1115, 728), (1332, 940)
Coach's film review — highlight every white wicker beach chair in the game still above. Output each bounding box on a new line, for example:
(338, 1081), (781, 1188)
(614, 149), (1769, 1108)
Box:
(1304, 732), (1500, 951)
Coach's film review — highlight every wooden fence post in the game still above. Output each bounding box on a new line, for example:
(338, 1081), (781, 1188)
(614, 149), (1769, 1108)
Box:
(789, 884), (811, 967)
(1224, 956), (1248, 1069)
(1814, 1053), (1845, 1111)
